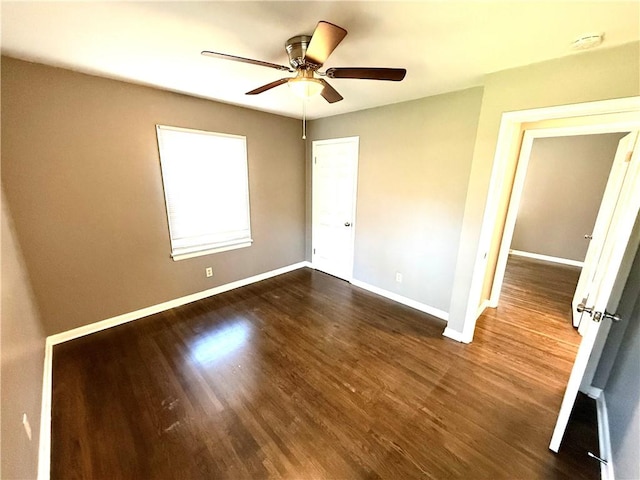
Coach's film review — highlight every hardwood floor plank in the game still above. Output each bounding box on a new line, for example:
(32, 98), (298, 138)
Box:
(51, 259), (599, 479)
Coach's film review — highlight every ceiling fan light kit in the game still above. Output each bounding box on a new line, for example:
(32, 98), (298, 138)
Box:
(202, 20), (407, 137)
(288, 73), (325, 99)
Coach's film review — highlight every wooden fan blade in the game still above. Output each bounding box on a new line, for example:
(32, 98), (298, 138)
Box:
(246, 78), (290, 95)
(325, 67), (407, 81)
(202, 51), (293, 72)
(319, 79), (343, 103)
(305, 21), (347, 66)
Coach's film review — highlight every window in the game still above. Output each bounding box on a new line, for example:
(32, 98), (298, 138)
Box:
(156, 125), (252, 261)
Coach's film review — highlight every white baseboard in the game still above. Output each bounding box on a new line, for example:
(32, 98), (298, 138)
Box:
(442, 326), (471, 343)
(509, 249), (584, 268)
(37, 341), (53, 480)
(349, 278), (449, 321)
(48, 261), (311, 346)
(596, 392), (615, 480)
(476, 299), (490, 317)
(584, 385), (604, 400)
(37, 260), (311, 480)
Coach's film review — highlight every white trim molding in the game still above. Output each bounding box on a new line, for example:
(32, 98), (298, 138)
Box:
(442, 327), (468, 343)
(583, 386), (615, 480)
(172, 240), (252, 261)
(47, 261), (311, 346)
(584, 385), (604, 399)
(459, 96), (640, 344)
(509, 249), (585, 268)
(350, 278), (449, 322)
(37, 260), (312, 480)
(476, 299), (490, 317)
(37, 341), (54, 480)
(595, 392), (615, 480)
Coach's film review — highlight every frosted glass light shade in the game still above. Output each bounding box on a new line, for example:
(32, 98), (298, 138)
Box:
(288, 77), (324, 98)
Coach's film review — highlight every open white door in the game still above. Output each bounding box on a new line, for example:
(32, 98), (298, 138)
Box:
(572, 132), (639, 329)
(550, 132), (640, 452)
(312, 137), (359, 281)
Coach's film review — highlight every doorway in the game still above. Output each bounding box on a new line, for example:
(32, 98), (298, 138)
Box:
(485, 127), (639, 409)
(457, 98), (640, 345)
(451, 97), (640, 465)
(311, 136), (359, 281)
(489, 132), (629, 333)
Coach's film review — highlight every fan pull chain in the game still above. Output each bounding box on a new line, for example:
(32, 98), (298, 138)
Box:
(302, 99), (307, 140)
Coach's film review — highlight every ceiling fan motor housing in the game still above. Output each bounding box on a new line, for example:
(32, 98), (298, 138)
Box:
(286, 35), (319, 70)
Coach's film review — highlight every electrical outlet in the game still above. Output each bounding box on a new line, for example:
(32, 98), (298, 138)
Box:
(23, 413), (32, 441)
(395, 272), (403, 283)
(205, 267), (213, 278)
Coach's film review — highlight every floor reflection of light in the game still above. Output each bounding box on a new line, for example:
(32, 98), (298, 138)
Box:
(190, 320), (251, 365)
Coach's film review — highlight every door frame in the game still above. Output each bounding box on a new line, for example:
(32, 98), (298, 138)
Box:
(311, 136), (360, 281)
(458, 96), (640, 344)
(488, 127), (635, 310)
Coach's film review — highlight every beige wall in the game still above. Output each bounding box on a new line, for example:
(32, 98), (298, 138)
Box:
(447, 41), (640, 337)
(1, 190), (46, 479)
(511, 133), (624, 261)
(1, 57), (306, 335)
(308, 88), (483, 312)
(3, 42), (639, 340)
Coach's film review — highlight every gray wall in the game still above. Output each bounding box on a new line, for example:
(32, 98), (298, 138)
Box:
(589, 214), (640, 479)
(4, 42), (639, 338)
(2, 38), (638, 480)
(605, 294), (640, 480)
(308, 88), (483, 313)
(447, 41), (640, 337)
(1, 190), (46, 479)
(511, 133), (624, 262)
(1, 57), (306, 335)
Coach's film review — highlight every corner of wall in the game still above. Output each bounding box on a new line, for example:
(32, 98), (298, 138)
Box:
(1, 191), (48, 479)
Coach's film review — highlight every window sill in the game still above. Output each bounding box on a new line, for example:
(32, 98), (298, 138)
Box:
(171, 240), (252, 261)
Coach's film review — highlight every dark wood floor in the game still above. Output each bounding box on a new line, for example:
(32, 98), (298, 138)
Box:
(51, 256), (600, 479)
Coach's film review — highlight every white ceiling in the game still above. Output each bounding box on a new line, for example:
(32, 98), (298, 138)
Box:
(2, 1), (639, 119)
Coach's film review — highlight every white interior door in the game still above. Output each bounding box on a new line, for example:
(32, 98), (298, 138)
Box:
(550, 133), (640, 453)
(572, 131), (639, 329)
(312, 137), (359, 280)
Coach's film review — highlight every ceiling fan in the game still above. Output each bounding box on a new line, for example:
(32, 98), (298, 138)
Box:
(202, 21), (407, 104)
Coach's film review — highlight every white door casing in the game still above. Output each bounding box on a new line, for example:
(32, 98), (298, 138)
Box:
(573, 132), (639, 330)
(455, 97), (640, 345)
(489, 128), (637, 312)
(312, 137), (359, 281)
(549, 133), (640, 453)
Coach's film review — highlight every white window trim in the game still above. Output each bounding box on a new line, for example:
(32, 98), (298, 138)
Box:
(171, 241), (253, 261)
(156, 124), (253, 261)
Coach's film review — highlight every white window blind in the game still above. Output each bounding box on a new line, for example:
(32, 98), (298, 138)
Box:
(156, 125), (252, 260)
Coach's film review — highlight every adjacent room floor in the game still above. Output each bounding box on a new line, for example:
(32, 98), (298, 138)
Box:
(51, 257), (599, 479)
